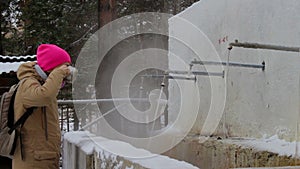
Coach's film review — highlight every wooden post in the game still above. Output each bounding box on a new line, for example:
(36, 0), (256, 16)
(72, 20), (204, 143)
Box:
(66, 106), (70, 132)
(60, 106), (64, 130)
(74, 110), (79, 131)
(0, 14), (3, 55)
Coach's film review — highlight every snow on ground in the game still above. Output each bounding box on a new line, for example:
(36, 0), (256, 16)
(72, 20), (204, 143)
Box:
(222, 135), (300, 158)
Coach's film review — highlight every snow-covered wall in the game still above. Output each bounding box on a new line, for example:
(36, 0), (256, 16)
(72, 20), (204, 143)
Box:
(168, 0), (300, 140)
(63, 131), (199, 169)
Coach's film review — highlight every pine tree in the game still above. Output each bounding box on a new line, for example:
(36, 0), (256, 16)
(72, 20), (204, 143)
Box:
(20, 0), (98, 56)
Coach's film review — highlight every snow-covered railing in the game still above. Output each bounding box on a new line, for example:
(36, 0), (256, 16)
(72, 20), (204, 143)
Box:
(63, 131), (199, 169)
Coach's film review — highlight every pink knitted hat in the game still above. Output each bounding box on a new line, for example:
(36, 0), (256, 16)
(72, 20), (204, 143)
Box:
(37, 44), (71, 71)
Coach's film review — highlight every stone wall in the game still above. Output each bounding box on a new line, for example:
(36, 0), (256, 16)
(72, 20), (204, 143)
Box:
(164, 136), (300, 169)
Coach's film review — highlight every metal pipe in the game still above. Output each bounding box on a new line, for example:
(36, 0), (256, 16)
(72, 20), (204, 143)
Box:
(80, 104), (124, 130)
(58, 98), (167, 104)
(141, 70), (224, 79)
(167, 70), (225, 77)
(142, 74), (196, 81)
(229, 40), (300, 53)
(191, 60), (265, 71)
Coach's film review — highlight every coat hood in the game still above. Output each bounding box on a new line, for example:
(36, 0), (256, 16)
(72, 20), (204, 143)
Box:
(17, 62), (42, 81)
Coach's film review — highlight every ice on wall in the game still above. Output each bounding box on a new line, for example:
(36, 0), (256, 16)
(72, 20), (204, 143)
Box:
(168, 0), (300, 140)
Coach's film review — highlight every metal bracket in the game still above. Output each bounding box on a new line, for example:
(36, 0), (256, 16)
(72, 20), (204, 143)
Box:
(191, 60), (265, 71)
(141, 70), (224, 82)
(141, 74), (196, 81)
(229, 39), (300, 53)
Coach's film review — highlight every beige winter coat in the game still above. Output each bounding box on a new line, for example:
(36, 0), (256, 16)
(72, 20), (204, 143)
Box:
(12, 62), (67, 169)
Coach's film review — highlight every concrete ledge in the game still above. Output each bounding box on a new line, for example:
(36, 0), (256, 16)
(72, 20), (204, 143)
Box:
(232, 167), (300, 169)
(63, 131), (199, 169)
(164, 136), (300, 169)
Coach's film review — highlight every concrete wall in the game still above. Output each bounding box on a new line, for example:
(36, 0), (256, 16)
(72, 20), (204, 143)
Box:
(95, 34), (169, 138)
(164, 136), (300, 169)
(168, 0), (300, 140)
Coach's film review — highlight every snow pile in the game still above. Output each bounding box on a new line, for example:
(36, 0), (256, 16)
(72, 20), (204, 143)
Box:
(64, 131), (199, 169)
(224, 135), (300, 158)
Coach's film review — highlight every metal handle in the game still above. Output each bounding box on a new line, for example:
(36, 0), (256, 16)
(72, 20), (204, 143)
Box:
(191, 60), (265, 71)
(229, 40), (300, 53)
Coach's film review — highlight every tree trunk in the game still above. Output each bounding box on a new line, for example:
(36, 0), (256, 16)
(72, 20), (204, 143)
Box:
(0, 13), (3, 55)
(98, 0), (116, 28)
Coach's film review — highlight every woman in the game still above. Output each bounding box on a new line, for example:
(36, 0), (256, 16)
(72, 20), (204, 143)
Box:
(13, 44), (71, 169)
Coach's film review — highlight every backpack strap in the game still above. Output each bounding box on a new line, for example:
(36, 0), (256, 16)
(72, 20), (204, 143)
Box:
(8, 107), (35, 135)
(7, 84), (20, 128)
(7, 79), (35, 134)
(6, 79), (35, 159)
(7, 79), (26, 128)
(8, 107), (35, 159)
(42, 107), (48, 141)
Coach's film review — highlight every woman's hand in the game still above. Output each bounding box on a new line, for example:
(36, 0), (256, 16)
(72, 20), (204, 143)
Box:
(56, 64), (71, 77)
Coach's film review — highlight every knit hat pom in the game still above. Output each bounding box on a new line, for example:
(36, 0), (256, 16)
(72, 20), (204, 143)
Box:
(37, 44), (71, 71)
